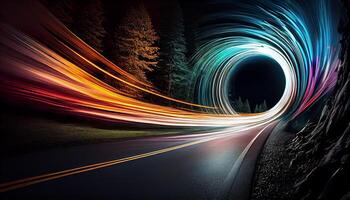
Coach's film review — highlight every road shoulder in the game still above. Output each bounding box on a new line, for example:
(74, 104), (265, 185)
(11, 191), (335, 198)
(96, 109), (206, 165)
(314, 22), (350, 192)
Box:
(251, 126), (296, 200)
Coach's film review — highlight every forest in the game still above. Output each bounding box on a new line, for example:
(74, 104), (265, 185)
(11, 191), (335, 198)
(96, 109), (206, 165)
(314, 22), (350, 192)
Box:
(44, 0), (267, 112)
(45, 0), (193, 101)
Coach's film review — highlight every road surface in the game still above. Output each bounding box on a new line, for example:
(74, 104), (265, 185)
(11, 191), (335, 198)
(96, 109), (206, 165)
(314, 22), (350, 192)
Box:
(0, 122), (277, 199)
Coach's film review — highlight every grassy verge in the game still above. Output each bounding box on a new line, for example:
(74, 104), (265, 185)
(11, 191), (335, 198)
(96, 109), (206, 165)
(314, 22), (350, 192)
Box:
(0, 113), (186, 156)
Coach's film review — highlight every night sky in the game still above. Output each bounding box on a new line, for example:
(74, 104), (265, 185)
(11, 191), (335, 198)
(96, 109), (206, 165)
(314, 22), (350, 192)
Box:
(228, 56), (286, 108)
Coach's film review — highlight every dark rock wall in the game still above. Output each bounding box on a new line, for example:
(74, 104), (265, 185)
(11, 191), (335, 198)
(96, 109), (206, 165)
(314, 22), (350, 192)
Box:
(288, 1), (350, 199)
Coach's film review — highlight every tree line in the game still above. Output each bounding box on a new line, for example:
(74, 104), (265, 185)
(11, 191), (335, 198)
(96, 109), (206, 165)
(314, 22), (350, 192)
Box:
(231, 97), (268, 113)
(45, 0), (192, 101)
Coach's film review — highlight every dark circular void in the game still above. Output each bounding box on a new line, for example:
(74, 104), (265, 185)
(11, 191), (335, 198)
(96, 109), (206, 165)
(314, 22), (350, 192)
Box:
(228, 56), (286, 112)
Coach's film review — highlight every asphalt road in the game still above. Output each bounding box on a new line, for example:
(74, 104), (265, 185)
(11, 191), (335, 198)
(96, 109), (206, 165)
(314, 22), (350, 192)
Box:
(0, 122), (277, 199)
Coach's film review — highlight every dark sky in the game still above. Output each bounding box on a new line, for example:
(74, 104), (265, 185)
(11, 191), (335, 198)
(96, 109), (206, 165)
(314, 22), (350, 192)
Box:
(228, 56), (286, 108)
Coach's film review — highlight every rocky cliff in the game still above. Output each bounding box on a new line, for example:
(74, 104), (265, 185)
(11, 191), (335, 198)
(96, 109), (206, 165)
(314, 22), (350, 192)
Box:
(288, 1), (350, 199)
(252, 1), (350, 200)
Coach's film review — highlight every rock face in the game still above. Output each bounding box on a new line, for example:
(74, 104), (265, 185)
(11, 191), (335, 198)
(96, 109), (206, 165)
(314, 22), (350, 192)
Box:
(288, 1), (350, 199)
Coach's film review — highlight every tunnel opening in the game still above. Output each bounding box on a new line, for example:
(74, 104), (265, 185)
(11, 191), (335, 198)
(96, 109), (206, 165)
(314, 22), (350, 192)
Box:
(228, 56), (286, 113)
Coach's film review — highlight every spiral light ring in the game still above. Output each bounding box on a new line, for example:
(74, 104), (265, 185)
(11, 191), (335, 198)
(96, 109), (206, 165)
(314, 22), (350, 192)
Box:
(191, 0), (340, 120)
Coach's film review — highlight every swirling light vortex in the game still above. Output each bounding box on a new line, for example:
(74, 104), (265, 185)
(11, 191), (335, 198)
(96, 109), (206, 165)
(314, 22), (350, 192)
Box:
(191, 0), (341, 119)
(0, 0), (342, 129)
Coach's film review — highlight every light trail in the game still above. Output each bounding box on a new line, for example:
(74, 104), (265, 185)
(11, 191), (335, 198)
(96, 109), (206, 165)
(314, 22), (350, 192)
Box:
(0, 0), (341, 127)
(191, 0), (341, 119)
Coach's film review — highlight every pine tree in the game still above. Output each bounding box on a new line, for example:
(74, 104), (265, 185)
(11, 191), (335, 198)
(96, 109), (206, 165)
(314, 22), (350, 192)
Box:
(46, 0), (75, 28)
(185, 19), (199, 62)
(244, 99), (252, 113)
(261, 100), (268, 111)
(232, 97), (242, 112)
(237, 97), (244, 111)
(73, 0), (106, 54)
(113, 3), (159, 97)
(156, 0), (190, 100)
(254, 100), (268, 113)
(232, 97), (252, 113)
(254, 104), (261, 113)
